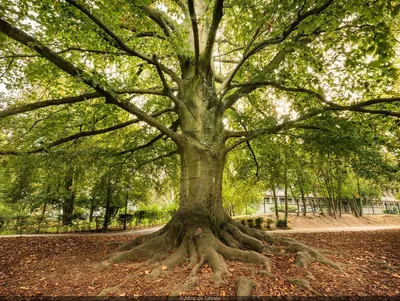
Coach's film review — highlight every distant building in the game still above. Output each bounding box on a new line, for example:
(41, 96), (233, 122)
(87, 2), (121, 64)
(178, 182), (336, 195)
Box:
(252, 189), (400, 215)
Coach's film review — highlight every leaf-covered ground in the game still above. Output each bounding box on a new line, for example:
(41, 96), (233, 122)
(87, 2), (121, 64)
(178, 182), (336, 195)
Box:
(0, 229), (399, 297)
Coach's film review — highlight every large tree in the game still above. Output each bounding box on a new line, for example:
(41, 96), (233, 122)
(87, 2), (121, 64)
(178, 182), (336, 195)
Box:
(1, 0), (399, 292)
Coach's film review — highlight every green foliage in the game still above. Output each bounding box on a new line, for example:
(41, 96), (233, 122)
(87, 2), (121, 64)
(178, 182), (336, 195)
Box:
(266, 218), (274, 230)
(255, 217), (264, 229)
(276, 219), (288, 229)
(271, 206), (297, 213)
(246, 218), (254, 228)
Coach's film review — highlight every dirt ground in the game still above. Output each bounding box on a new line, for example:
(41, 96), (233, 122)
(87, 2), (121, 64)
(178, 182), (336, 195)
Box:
(0, 229), (399, 297)
(250, 213), (400, 230)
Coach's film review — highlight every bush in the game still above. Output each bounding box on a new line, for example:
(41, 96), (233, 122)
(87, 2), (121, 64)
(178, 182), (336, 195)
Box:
(0, 216), (6, 230)
(12, 215), (34, 234)
(383, 208), (399, 214)
(266, 218), (274, 229)
(246, 218), (254, 228)
(118, 213), (134, 225)
(240, 219), (246, 226)
(255, 217), (264, 229)
(276, 219), (288, 229)
(270, 205), (297, 213)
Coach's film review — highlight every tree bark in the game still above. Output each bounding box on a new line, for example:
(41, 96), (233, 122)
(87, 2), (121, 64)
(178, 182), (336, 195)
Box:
(103, 180), (112, 231)
(290, 187), (300, 217)
(300, 185), (307, 217)
(272, 183), (279, 220)
(62, 167), (76, 226)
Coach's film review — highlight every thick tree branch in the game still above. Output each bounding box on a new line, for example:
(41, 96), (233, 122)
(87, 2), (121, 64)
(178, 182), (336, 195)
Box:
(118, 119), (180, 156)
(139, 5), (175, 37)
(228, 80), (335, 107)
(0, 93), (100, 119)
(152, 55), (183, 106)
(0, 18), (181, 144)
(203, 0), (224, 65)
(225, 96), (400, 152)
(188, 0), (200, 74)
(221, 50), (287, 109)
(120, 25), (166, 39)
(0, 108), (175, 155)
(0, 88), (170, 119)
(65, 0), (181, 85)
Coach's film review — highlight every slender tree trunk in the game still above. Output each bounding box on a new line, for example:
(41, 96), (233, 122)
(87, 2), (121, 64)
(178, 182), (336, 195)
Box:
(62, 167), (76, 226)
(317, 199), (325, 216)
(350, 198), (360, 218)
(36, 201), (47, 234)
(103, 179), (112, 231)
(284, 175), (288, 221)
(123, 190), (129, 230)
(272, 183), (279, 220)
(284, 140), (288, 221)
(357, 178), (363, 217)
(300, 185), (307, 216)
(290, 187), (300, 217)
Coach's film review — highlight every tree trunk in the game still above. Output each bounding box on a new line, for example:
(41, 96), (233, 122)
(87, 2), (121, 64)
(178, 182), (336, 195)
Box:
(300, 185), (306, 217)
(290, 187), (300, 217)
(123, 190), (129, 230)
(36, 201), (47, 234)
(284, 141), (288, 221)
(350, 198), (360, 218)
(178, 141), (226, 225)
(272, 183), (279, 220)
(317, 198), (325, 216)
(62, 167), (76, 226)
(103, 181), (112, 231)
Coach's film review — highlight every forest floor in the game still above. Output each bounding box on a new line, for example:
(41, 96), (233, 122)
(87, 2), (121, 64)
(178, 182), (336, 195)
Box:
(242, 213), (400, 230)
(0, 229), (399, 297)
(282, 213), (400, 229)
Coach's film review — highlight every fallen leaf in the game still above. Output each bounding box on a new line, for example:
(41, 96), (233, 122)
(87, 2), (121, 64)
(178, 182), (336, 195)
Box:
(392, 274), (400, 279)
(20, 287), (29, 290)
(161, 265), (168, 271)
(220, 290), (226, 296)
(144, 270), (150, 274)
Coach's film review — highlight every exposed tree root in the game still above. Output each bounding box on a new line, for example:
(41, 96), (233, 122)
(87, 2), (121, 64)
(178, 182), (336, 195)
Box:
(236, 276), (256, 297)
(288, 277), (321, 296)
(98, 216), (343, 296)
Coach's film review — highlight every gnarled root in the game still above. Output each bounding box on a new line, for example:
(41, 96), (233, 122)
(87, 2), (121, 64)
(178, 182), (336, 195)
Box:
(99, 216), (342, 296)
(236, 277), (256, 297)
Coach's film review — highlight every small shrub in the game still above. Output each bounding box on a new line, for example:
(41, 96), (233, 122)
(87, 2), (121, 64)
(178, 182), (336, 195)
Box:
(0, 216), (6, 230)
(271, 206), (297, 213)
(276, 219), (288, 229)
(266, 218), (274, 229)
(255, 217), (264, 229)
(240, 219), (246, 226)
(246, 218), (254, 228)
(118, 213), (134, 224)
